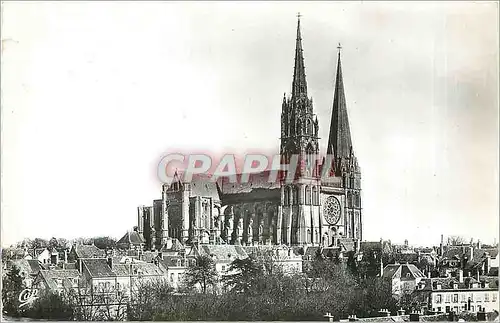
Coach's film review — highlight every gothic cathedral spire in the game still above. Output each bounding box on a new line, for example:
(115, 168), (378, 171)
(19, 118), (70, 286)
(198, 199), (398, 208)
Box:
(292, 14), (308, 99)
(327, 47), (353, 161)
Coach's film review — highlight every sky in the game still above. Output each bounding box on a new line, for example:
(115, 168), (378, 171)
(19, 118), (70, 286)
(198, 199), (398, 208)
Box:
(2, 1), (499, 247)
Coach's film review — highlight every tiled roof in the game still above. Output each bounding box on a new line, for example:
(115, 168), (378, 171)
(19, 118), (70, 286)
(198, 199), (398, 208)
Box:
(194, 244), (248, 261)
(383, 263), (424, 280)
(73, 244), (106, 259)
(158, 255), (188, 269)
(82, 258), (115, 278)
(12, 259), (41, 276)
(39, 269), (81, 290)
(218, 171), (280, 195)
(117, 231), (145, 246)
(392, 253), (419, 264)
(242, 245), (302, 257)
(416, 276), (498, 291)
(112, 263), (165, 276)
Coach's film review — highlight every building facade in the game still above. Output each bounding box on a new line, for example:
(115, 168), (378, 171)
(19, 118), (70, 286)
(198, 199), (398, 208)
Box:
(138, 17), (362, 249)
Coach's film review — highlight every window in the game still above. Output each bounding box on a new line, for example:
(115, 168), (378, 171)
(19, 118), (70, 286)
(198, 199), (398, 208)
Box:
(453, 294), (458, 303)
(461, 294), (466, 303)
(437, 307), (441, 312)
(284, 186), (291, 205)
(305, 186), (311, 205)
(445, 306), (450, 313)
(312, 186), (318, 205)
(177, 259), (181, 267)
(292, 186), (299, 205)
(170, 273), (174, 282)
(221, 265), (226, 272)
(485, 293), (489, 302)
(445, 294), (451, 303)
(471, 306), (475, 312)
(435, 294), (442, 304)
(307, 229), (311, 244)
(493, 293), (497, 302)
(469, 293), (474, 302)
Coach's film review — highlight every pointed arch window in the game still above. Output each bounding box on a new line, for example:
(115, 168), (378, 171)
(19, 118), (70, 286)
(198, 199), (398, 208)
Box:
(284, 186), (291, 205)
(347, 191), (353, 208)
(307, 229), (311, 244)
(312, 186), (318, 205)
(305, 186), (311, 205)
(306, 119), (312, 135)
(292, 186), (299, 205)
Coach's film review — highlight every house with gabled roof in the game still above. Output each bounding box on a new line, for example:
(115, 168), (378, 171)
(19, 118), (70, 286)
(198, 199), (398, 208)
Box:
(413, 270), (499, 314)
(382, 263), (425, 298)
(68, 243), (106, 263)
(33, 269), (81, 294)
(116, 229), (145, 250)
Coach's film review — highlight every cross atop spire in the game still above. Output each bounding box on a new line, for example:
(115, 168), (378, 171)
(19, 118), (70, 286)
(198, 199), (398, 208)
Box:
(292, 13), (308, 99)
(337, 42), (342, 53)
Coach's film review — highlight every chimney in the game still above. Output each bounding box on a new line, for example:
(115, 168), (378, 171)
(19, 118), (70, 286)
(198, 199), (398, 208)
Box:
(64, 249), (68, 263)
(468, 246), (473, 262)
(476, 270), (480, 281)
(458, 269), (464, 283)
(107, 257), (113, 270)
(477, 240), (481, 249)
(440, 234), (444, 256)
(485, 252), (491, 274)
(427, 271), (431, 279)
(78, 259), (83, 273)
(355, 239), (360, 252)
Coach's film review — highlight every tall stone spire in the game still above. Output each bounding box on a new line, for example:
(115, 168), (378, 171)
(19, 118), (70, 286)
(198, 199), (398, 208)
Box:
(327, 45), (353, 160)
(292, 13), (307, 99)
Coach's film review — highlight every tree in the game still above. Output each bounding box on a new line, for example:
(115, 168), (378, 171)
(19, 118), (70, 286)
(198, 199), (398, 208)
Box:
(128, 278), (173, 320)
(223, 256), (263, 295)
(92, 236), (117, 250)
(2, 265), (26, 317)
(32, 238), (49, 249)
(23, 290), (73, 320)
(183, 255), (218, 294)
(448, 236), (466, 246)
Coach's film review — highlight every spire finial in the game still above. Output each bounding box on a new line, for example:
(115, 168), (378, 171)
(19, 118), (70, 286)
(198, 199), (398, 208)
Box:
(337, 42), (342, 54)
(297, 12), (302, 19)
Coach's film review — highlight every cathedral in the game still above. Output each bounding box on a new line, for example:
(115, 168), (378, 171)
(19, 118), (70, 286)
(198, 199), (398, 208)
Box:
(137, 16), (362, 250)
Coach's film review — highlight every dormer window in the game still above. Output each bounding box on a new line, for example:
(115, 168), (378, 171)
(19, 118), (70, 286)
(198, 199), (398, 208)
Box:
(436, 283), (442, 290)
(453, 283), (458, 289)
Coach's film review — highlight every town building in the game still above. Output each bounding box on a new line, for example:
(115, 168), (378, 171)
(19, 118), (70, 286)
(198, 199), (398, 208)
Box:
(32, 269), (81, 294)
(137, 16), (362, 250)
(413, 271), (499, 314)
(382, 263), (426, 298)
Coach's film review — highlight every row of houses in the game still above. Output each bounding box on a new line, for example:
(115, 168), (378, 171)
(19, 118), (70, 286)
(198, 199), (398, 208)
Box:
(7, 241), (304, 298)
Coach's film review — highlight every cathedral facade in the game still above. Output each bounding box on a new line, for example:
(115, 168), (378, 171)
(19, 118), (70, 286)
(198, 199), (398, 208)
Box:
(137, 17), (362, 250)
